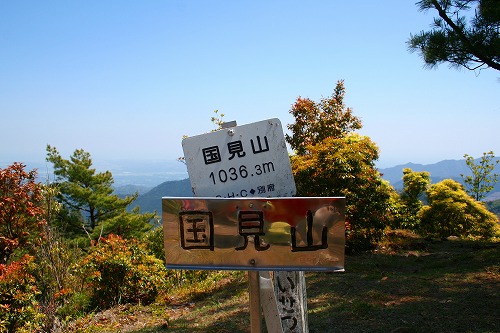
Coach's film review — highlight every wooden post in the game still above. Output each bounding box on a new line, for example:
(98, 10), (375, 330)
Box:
(249, 271), (262, 333)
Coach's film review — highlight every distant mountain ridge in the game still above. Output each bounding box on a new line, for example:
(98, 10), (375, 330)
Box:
(129, 159), (500, 214)
(380, 159), (500, 196)
(132, 178), (192, 215)
(380, 159), (468, 189)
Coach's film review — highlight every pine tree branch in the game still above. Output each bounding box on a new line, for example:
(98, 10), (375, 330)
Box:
(431, 0), (500, 70)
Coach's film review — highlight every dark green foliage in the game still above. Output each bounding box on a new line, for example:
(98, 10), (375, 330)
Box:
(46, 145), (155, 242)
(91, 206), (155, 241)
(143, 225), (165, 263)
(46, 145), (137, 233)
(408, 0), (500, 72)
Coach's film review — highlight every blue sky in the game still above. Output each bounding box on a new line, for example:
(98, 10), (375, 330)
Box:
(1, 1), (499, 170)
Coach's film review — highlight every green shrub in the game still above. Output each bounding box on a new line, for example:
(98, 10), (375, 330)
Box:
(0, 255), (44, 333)
(56, 291), (92, 320)
(75, 234), (167, 309)
(143, 225), (165, 263)
(142, 227), (225, 288)
(31, 225), (85, 328)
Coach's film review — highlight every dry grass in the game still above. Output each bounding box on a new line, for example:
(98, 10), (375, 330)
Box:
(306, 237), (500, 333)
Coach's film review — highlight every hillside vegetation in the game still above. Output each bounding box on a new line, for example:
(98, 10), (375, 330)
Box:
(59, 234), (500, 333)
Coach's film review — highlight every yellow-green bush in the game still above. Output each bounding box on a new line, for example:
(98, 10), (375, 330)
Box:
(419, 179), (499, 239)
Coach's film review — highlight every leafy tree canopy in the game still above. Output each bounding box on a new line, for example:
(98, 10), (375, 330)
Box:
(291, 134), (395, 250)
(91, 206), (155, 241)
(401, 168), (431, 202)
(286, 82), (394, 251)
(286, 80), (362, 156)
(392, 168), (432, 231)
(408, 0), (500, 72)
(460, 151), (499, 201)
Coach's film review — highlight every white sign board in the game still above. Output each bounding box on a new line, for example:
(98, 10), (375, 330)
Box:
(182, 118), (296, 198)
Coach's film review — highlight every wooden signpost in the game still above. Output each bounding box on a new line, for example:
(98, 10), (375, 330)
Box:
(163, 119), (345, 332)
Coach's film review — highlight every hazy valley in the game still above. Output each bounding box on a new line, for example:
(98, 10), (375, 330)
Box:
(117, 159), (500, 216)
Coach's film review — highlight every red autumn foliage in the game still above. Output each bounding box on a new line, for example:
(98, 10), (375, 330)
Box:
(0, 162), (46, 264)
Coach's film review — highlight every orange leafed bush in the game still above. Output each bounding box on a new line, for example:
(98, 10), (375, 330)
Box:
(0, 255), (44, 332)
